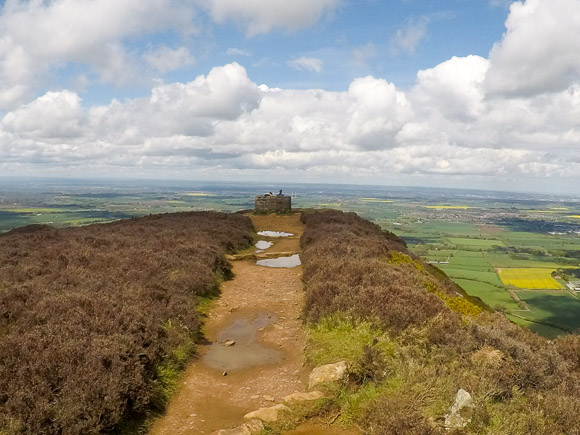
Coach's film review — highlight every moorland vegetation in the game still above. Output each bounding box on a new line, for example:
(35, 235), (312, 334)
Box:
(0, 212), (252, 434)
(300, 210), (580, 434)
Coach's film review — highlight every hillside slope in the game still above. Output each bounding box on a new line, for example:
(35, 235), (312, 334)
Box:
(0, 212), (253, 434)
(300, 210), (580, 434)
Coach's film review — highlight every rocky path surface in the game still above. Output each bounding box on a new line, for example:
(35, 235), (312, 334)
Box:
(149, 214), (309, 434)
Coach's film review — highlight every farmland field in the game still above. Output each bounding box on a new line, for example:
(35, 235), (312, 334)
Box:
(515, 290), (580, 332)
(453, 279), (520, 311)
(498, 268), (564, 290)
(447, 237), (504, 248)
(2, 178), (580, 337)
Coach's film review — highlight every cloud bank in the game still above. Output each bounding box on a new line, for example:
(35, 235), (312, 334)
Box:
(0, 0), (579, 192)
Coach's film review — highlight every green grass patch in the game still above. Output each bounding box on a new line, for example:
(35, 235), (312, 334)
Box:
(306, 314), (394, 367)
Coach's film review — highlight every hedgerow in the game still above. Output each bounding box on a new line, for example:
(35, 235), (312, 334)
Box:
(0, 212), (252, 434)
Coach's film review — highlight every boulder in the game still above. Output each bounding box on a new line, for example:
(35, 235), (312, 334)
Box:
(308, 361), (347, 389)
(283, 391), (326, 404)
(243, 404), (291, 422)
(444, 389), (475, 430)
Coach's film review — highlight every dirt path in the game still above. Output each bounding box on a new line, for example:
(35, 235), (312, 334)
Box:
(149, 214), (308, 434)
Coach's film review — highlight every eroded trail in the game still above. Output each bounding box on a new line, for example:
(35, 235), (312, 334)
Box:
(150, 214), (307, 434)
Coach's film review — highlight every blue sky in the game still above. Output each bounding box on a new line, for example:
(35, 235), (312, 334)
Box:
(0, 0), (579, 194)
(50, 0), (511, 101)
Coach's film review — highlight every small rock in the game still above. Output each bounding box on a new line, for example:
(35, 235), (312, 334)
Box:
(262, 395), (275, 402)
(243, 420), (265, 433)
(222, 340), (236, 347)
(243, 404), (291, 423)
(444, 389), (475, 430)
(215, 426), (249, 435)
(223, 371), (228, 376)
(215, 419), (264, 435)
(283, 391), (326, 403)
(250, 395), (260, 399)
(308, 361), (348, 389)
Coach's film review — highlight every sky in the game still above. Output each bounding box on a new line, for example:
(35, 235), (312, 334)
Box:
(0, 0), (579, 194)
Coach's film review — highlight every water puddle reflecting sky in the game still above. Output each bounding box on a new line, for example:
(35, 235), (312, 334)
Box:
(255, 240), (273, 250)
(203, 314), (282, 371)
(257, 231), (294, 237)
(257, 254), (301, 268)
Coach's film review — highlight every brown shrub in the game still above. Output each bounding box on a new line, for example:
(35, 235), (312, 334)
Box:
(300, 210), (580, 434)
(300, 210), (448, 332)
(363, 394), (437, 435)
(0, 211), (252, 434)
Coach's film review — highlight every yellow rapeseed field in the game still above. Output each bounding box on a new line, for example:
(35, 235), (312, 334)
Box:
(185, 192), (212, 197)
(360, 198), (393, 203)
(425, 205), (470, 209)
(497, 268), (563, 290)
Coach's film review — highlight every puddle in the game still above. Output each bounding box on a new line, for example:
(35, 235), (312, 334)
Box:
(203, 314), (282, 371)
(257, 231), (294, 237)
(255, 240), (274, 250)
(257, 254), (301, 268)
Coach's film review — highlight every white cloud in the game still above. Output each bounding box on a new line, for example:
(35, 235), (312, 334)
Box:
(88, 63), (261, 143)
(0, 0), (196, 109)
(2, 91), (84, 140)
(411, 55), (489, 121)
(2, 56), (580, 188)
(4, 0), (580, 194)
(390, 17), (428, 55)
(204, 0), (341, 36)
(145, 46), (195, 74)
(485, 0), (580, 96)
(288, 57), (324, 73)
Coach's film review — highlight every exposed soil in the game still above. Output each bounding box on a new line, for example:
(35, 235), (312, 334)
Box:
(149, 213), (315, 434)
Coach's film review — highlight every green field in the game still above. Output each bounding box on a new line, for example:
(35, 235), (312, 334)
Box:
(371, 195), (580, 337)
(515, 290), (580, 332)
(453, 279), (520, 311)
(2, 179), (580, 338)
(437, 266), (505, 287)
(447, 237), (504, 248)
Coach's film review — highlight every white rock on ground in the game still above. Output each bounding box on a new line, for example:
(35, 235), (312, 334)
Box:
(283, 391), (326, 403)
(243, 404), (291, 422)
(215, 419), (264, 435)
(308, 361), (348, 389)
(444, 389), (475, 430)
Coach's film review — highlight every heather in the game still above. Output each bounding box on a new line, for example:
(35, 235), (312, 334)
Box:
(300, 210), (580, 434)
(0, 212), (252, 434)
